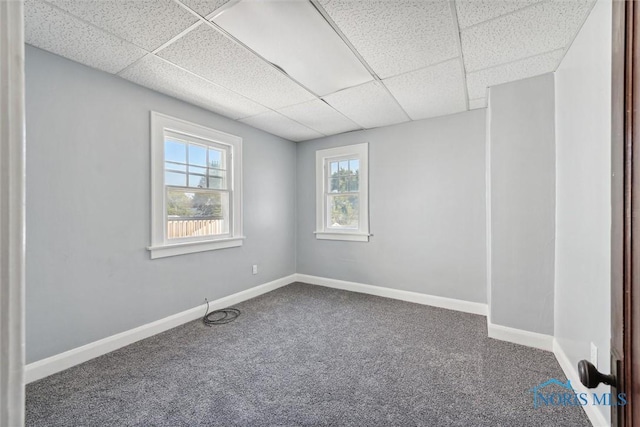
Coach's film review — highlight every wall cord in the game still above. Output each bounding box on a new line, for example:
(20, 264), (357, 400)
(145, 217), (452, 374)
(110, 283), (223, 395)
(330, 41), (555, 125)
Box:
(202, 298), (240, 326)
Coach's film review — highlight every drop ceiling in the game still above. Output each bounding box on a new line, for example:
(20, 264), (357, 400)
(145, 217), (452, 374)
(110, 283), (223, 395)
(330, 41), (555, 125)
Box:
(24, 0), (596, 142)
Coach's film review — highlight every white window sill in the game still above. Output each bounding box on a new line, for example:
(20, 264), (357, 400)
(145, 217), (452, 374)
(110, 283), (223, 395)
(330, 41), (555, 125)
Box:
(314, 231), (370, 242)
(147, 237), (245, 259)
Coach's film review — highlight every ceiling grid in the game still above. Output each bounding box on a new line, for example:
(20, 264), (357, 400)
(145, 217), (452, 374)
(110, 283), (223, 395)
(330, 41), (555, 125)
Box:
(24, 0), (597, 141)
(448, 0), (469, 111)
(308, 0), (413, 124)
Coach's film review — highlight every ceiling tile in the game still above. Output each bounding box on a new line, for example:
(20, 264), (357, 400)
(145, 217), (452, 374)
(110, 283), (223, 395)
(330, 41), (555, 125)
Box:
(469, 98), (487, 110)
(212, 0), (372, 96)
(119, 55), (268, 119)
(467, 49), (565, 100)
(240, 111), (324, 142)
(455, 0), (543, 30)
(323, 81), (409, 129)
(318, 0), (459, 79)
(461, 0), (594, 72)
(24, 0), (147, 74)
(278, 100), (361, 136)
(384, 59), (467, 121)
(43, 0), (199, 51)
(179, 0), (231, 18)
(157, 24), (316, 110)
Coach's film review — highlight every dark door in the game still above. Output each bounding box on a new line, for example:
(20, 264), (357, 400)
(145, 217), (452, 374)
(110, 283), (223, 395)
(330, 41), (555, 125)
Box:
(611, 0), (639, 425)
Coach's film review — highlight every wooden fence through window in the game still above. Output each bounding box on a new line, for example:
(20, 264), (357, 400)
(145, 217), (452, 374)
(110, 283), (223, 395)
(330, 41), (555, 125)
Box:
(167, 217), (225, 239)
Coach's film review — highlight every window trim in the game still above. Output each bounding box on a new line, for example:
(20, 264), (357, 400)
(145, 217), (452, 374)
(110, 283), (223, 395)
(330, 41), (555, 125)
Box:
(148, 112), (243, 259)
(315, 143), (370, 242)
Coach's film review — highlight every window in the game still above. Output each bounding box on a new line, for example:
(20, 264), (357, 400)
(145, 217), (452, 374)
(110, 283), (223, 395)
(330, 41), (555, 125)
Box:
(148, 112), (243, 259)
(315, 143), (369, 242)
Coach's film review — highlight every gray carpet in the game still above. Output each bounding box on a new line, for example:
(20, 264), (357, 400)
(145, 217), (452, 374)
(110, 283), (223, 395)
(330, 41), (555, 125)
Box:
(26, 282), (591, 426)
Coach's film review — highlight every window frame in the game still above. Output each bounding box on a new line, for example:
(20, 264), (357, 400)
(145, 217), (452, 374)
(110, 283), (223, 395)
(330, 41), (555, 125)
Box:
(315, 142), (370, 242)
(148, 112), (243, 259)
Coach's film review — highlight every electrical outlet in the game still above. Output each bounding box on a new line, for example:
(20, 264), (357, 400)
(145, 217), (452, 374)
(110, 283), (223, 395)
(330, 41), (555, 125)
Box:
(590, 342), (598, 368)
(252, 264), (258, 275)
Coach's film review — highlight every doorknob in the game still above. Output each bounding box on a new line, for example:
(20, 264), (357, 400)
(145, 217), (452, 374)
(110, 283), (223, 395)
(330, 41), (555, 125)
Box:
(578, 360), (617, 388)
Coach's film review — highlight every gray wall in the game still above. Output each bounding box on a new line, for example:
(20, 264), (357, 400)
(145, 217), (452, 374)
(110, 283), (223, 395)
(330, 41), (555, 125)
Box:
(488, 73), (556, 334)
(25, 46), (296, 363)
(296, 111), (487, 303)
(555, 0), (611, 421)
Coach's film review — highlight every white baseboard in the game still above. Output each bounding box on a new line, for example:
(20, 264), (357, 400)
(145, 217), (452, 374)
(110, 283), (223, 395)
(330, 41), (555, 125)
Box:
(553, 340), (610, 427)
(25, 274), (296, 384)
(28, 272), (580, 394)
(295, 274), (488, 316)
(487, 321), (554, 351)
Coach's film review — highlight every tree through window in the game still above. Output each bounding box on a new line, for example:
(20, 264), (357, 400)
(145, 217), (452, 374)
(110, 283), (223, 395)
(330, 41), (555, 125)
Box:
(328, 158), (360, 229)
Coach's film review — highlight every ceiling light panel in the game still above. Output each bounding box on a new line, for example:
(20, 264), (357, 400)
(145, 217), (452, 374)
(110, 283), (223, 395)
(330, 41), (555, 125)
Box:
(384, 59), (467, 121)
(466, 49), (565, 100)
(119, 55), (268, 120)
(25, 0), (147, 74)
(157, 24), (316, 110)
(240, 111), (324, 142)
(323, 81), (409, 129)
(278, 100), (361, 136)
(212, 0), (372, 96)
(461, 0), (595, 72)
(43, 0), (199, 52)
(455, 0), (543, 30)
(317, 0), (459, 79)
(178, 0), (231, 18)
(469, 98), (487, 110)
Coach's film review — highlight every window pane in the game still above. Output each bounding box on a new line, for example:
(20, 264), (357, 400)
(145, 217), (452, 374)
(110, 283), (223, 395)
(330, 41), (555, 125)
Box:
(339, 176), (348, 192)
(166, 189), (229, 239)
(347, 176), (359, 192)
(329, 177), (339, 193)
(329, 174), (360, 193)
(165, 171), (186, 187)
(209, 148), (223, 169)
(330, 161), (338, 176)
(349, 159), (359, 173)
(165, 162), (186, 173)
(339, 160), (348, 174)
(188, 174), (206, 188)
(165, 140), (186, 163)
(188, 144), (207, 166)
(208, 170), (227, 190)
(328, 194), (359, 229)
(189, 166), (206, 175)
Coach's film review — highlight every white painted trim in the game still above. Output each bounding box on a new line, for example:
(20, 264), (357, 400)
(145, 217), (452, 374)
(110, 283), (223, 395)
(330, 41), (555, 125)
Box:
(0, 1), (26, 425)
(487, 320), (554, 351)
(148, 236), (245, 259)
(315, 143), (369, 240)
(314, 232), (369, 242)
(553, 340), (609, 427)
(25, 274), (296, 384)
(28, 270), (595, 414)
(484, 91), (493, 324)
(295, 274), (488, 316)
(149, 111), (243, 258)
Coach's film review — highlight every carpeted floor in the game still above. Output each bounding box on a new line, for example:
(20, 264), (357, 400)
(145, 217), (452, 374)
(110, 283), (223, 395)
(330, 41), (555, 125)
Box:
(26, 282), (591, 426)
